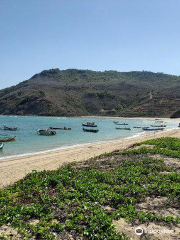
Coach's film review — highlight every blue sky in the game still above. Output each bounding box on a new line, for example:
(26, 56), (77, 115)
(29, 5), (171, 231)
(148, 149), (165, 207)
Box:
(0, 0), (180, 89)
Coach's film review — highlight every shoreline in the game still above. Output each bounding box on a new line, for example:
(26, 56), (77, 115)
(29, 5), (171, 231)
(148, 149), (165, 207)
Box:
(81, 116), (180, 121)
(0, 131), (145, 162)
(0, 128), (180, 188)
(1, 114), (180, 121)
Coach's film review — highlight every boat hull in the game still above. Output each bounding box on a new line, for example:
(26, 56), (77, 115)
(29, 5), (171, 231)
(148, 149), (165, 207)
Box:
(82, 124), (97, 127)
(151, 125), (166, 127)
(2, 126), (18, 131)
(37, 130), (56, 136)
(142, 128), (164, 131)
(83, 128), (99, 133)
(49, 127), (71, 130)
(116, 127), (131, 130)
(0, 143), (4, 150)
(115, 123), (128, 125)
(113, 121), (119, 124)
(0, 136), (17, 142)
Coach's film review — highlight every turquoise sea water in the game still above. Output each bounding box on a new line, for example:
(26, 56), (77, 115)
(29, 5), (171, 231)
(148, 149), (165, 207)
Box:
(0, 115), (178, 159)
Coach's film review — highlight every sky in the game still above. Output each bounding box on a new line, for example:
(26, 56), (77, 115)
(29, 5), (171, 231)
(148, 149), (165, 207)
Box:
(0, 0), (180, 89)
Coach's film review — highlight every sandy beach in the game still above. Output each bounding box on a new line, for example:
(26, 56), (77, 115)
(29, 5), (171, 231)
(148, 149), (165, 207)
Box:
(0, 127), (179, 188)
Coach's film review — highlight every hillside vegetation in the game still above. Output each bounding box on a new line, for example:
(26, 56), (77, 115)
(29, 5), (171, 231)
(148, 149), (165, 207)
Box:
(1, 137), (180, 239)
(1, 69), (180, 117)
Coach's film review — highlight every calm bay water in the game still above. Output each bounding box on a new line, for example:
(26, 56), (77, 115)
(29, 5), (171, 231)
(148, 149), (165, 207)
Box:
(0, 115), (178, 159)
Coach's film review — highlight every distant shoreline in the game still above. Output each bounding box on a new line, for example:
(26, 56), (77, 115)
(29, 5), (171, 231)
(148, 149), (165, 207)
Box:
(0, 114), (179, 121)
(81, 116), (180, 121)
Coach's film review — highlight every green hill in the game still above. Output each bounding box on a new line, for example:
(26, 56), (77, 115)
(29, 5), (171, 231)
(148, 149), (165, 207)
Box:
(0, 68), (180, 117)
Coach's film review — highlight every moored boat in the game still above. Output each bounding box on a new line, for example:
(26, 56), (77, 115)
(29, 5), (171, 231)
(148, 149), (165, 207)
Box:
(133, 126), (141, 128)
(151, 124), (166, 128)
(49, 127), (71, 130)
(155, 119), (165, 122)
(113, 121), (119, 124)
(1, 126), (18, 131)
(0, 136), (17, 142)
(37, 129), (56, 136)
(142, 127), (164, 131)
(0, 143), (4, 150)
(82, 122), (97, 127)
(62, 127), (71, 130)
(83, 128), (99, 133)
(116, 127), (131, 130)
(115, 123), (128, 125)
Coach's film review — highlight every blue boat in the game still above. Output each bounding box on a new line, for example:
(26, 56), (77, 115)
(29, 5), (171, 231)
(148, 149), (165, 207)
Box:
(2, 126), (18, 131)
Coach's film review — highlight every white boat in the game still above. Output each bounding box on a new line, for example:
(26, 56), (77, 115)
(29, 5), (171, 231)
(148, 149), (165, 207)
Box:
(0, 143), (4, 150)
(82, 122), (97, 127)
(155, 120), (164, 124)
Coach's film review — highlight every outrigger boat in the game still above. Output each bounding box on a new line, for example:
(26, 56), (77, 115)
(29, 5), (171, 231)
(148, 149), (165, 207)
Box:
(116, 127), (131, 130)
(49, 127), (71, 130)
(1, 126), (18, 131)
(0, 136), (17, 142)
(0, 143), (4, 150)
(142, 127), (164, 131)
(83, 128), (99, 133)
(82, 122), (97, 127)
(37, 129), (56, 136)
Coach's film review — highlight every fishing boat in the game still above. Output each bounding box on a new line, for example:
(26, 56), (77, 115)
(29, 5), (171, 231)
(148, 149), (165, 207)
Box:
(133, 126), (142, 128)
(61, 127), (71, 130)
(155, 120), (164, 124)
(82, 122), (97, 127)
(115, 123), (128, 125)
(0, 143), (4, 150)
(1, 126), (18, 131)
(83, 128), (99, 133)
(49, 127), (71, 130)
(37, 129), (56, 136)
(116, 127), (131, 130)
(0, 136), (17, 142)
(142, 127), (164, 131)
(113, 121), (119, 124)
(151, 124), (166, 128)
